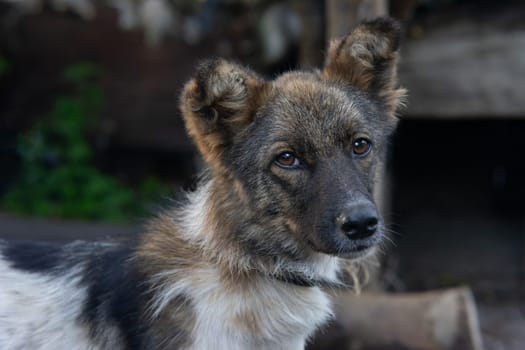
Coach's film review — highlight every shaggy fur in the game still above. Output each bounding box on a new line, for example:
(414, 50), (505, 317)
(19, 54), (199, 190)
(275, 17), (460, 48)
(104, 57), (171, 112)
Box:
(0, 18), (405, 350)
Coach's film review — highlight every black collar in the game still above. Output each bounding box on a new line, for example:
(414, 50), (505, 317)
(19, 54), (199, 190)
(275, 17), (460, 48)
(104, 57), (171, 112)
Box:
(270, 269), (353, 289)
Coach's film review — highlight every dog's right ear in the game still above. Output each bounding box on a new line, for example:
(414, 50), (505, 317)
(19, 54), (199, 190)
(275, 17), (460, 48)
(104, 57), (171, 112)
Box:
(322, 18), (406, 116)
(180, 58), (268, 165)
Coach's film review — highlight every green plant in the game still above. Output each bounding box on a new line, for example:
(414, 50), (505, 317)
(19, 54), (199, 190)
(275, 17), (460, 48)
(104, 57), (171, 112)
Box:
(0, 55), (10, 77)
(2, 63), (170, 222)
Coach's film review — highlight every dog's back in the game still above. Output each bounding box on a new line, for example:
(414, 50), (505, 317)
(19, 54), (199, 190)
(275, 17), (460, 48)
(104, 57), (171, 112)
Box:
(0, 240), (139, 349)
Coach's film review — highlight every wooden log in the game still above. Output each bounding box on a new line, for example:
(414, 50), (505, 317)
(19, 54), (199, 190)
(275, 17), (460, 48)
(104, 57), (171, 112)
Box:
(310, 287), (484, 350)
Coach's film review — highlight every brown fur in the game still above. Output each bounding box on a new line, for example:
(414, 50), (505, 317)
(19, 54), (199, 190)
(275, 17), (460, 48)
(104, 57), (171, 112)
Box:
(180, 60), (271, 168)
(0, 20), (405, 348)
(323, 19), (406, 115)
(133, 17), (405, 349)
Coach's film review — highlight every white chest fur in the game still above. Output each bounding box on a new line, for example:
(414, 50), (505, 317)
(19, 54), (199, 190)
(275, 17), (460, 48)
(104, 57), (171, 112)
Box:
(154, 266), (334, 350)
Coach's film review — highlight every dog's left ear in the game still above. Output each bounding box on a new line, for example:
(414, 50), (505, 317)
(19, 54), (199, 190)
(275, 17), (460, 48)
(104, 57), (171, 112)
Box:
(322, 18), (406, 116)
(180, 58), (268, 165)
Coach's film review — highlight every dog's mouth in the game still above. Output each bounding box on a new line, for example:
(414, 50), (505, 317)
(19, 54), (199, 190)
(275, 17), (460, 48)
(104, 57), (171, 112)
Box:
(337, 244), (376, 259)
(306, 231), (382, 260)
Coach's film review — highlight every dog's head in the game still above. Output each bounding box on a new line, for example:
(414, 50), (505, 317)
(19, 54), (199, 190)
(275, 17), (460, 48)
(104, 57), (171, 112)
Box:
(181, 18), (405, 260)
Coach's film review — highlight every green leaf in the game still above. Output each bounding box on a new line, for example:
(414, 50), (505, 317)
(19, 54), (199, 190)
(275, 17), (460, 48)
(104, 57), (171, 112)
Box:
(1, 61), (172, 224)
(0, 55), (10, 77)
(63, 63), (100, 85)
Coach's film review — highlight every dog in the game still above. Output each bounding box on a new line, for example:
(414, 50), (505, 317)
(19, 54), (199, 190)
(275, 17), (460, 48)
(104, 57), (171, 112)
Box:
(0, 18), (405, 350)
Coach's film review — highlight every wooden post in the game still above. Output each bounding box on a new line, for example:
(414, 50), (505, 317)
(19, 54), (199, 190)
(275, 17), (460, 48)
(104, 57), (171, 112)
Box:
(325, 0), (388, 40)
(291, 0), (325, 67)
(293, 0), (388, 67)
(324, 0), (391, 217)
(325, 0), (392, 291)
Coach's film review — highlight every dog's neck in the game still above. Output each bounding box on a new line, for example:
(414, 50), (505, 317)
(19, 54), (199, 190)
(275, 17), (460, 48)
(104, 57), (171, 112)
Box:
(185, 175), (348, 289)
(136, 175), (357, 326)
(138, 173), (350, 294)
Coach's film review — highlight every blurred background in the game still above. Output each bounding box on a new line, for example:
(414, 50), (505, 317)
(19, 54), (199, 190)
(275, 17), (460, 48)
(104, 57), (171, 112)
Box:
(0, 0), (524, 349)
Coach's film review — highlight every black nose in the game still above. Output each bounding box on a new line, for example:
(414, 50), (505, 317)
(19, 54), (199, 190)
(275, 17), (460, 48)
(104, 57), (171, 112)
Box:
(338, 202), (379, 240)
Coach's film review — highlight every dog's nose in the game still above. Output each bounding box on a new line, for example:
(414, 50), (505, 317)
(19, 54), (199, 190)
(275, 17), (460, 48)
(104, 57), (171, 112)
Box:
(338, 202), (379, 240)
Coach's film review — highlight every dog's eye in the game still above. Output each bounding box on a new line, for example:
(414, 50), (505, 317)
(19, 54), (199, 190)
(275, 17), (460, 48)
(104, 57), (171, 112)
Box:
(274, 152), (300, 169)
(352, 138), (372, 156)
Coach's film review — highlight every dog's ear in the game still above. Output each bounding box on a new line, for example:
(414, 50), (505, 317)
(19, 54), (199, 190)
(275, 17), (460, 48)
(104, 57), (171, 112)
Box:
(322, 18), (406, 115)
(180, 58), (268, 164)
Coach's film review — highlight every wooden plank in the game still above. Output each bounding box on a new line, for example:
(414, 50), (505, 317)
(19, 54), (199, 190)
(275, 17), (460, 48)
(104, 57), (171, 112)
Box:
(400, 23), (525, 118)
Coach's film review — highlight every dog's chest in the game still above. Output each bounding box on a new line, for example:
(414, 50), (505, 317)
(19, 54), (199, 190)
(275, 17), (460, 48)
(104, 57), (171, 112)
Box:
(186, 273), (333, 350)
